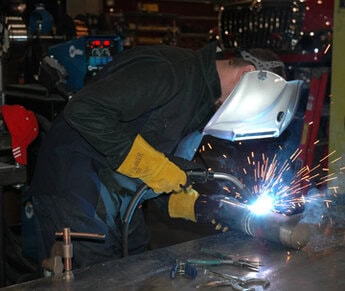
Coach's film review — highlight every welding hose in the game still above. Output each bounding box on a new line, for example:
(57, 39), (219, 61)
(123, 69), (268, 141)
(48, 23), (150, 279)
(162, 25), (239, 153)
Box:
(122, 183), (148, 257)
(122, 170), (247, 257)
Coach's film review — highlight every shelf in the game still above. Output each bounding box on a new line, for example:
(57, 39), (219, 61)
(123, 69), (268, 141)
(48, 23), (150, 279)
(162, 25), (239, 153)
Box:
(129, 24), (178, 33)
(106, 1), (219, 49)
(124, 11), (179, 46)
(179, 33), (209, 38)
(179, 15), (218, 21)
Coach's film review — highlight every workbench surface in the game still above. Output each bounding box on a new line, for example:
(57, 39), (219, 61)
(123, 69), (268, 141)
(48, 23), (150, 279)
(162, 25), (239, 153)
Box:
(3, 229), (345, 291)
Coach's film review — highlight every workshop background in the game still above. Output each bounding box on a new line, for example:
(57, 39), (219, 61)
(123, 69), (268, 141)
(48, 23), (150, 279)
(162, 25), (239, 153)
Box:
(0, 0), (345, 288)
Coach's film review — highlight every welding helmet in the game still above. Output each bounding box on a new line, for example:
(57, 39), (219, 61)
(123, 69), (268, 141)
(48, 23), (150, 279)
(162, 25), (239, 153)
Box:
(203, 70), (303, 141)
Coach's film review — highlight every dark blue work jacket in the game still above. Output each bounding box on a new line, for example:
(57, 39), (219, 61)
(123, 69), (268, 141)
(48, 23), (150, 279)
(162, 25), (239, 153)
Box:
(29, 41), (221, 267)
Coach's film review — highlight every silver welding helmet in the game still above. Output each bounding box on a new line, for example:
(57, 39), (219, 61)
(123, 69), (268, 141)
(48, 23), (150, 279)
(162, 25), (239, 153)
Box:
(203, 70), (303, 141)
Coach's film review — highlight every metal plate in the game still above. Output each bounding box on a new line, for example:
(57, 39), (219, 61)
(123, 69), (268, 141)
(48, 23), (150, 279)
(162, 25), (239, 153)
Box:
(4, 230), (345, 290)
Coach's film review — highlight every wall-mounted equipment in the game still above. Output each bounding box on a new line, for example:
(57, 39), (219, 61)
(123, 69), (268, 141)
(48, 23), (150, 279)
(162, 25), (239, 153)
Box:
(47, 35), (123, 92)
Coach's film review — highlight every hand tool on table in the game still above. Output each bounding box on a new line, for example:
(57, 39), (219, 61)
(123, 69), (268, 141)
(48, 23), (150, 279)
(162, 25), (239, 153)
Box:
(170, 259), (198, 279)
(197, 270), (270, 290)
(187, 248), (261, 272)
(186, 259), (260, 272)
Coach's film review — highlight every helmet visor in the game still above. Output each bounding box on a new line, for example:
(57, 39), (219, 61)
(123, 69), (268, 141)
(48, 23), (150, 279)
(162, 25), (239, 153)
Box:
(203, 70), (303, 141)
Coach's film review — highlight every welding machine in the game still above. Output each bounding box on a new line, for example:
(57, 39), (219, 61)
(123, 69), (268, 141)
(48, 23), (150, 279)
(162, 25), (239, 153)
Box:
(47, 35), (123, 92)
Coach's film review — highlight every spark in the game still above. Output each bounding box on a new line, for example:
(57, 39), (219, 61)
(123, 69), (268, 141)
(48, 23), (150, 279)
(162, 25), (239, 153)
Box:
(222, 186), (230, 193)
(196, 137), (344, 217)
(330, 156), (342, 164)
(240, 145), (344, 215)
(320, 150), (336, 163)
(285, 251), (291, 263)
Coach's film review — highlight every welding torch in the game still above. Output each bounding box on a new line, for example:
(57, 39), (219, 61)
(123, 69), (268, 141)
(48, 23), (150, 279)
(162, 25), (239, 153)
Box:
(183, 171), (316, 251)
(122, 169), (315, 258)
(122, 169), (248, 257)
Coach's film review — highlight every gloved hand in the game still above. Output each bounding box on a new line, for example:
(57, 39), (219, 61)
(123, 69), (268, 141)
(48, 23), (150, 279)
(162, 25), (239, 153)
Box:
(168, 155), (207, 189)
(195, 194), (230, 232)
(117, 134), (187, 194)
(168, 190), (230, 232)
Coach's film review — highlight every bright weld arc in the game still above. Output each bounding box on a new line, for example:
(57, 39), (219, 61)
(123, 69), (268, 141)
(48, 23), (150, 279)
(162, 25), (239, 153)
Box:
(248, 192), (275, 215)
(201, 138), (344, 215)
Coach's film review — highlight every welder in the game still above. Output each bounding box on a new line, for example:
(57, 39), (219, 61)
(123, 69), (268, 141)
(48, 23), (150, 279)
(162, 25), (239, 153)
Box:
(28, 41), (301, 269)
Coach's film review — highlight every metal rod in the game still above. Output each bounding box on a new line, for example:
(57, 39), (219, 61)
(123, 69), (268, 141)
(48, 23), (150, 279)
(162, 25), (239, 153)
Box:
(55, 231), (105, 239)
(62, 228), (73, 278)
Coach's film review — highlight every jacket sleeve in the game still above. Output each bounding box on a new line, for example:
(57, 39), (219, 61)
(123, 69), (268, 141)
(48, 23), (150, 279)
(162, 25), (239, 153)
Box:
(63, 59), (181, 169)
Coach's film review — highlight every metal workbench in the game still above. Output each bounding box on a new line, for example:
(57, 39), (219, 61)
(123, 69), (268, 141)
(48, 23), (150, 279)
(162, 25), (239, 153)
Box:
(3, 229), (345, 291)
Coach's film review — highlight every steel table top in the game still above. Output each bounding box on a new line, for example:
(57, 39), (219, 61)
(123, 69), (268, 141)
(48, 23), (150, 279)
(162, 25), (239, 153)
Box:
(3, 228), (345, 291)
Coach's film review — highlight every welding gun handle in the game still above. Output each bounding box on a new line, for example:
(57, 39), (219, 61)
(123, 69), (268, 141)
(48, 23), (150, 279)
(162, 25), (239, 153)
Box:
(185, 169), (214, 184)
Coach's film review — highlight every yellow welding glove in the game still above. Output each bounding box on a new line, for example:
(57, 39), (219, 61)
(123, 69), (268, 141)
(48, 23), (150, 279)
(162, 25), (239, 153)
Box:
(168, 189), (200, 222)
(117, 134), (187, 194)
(169, 191), (230, 232)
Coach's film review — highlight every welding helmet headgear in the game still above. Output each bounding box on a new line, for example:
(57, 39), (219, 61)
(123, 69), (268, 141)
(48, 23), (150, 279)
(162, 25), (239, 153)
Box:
(203, 70), (303, 141)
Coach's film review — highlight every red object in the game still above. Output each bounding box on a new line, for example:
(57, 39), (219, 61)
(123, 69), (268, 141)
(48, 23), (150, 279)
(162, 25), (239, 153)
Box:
(1, 105), (39, 165)
(302, 0), (334, 33)
(299, 71), (329, 170)
(92, 40), (101, 46)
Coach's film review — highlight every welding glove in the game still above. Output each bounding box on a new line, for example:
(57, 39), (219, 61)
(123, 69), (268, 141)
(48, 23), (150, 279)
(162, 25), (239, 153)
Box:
(117, 134), (188, 194)
(167, 155), (208, 189)
(168, 190), (230, 232)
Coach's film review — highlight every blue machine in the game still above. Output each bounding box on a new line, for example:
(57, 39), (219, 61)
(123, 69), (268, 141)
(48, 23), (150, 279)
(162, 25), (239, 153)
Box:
(29, 3), (54, 35)
(48, 35), (123, 92)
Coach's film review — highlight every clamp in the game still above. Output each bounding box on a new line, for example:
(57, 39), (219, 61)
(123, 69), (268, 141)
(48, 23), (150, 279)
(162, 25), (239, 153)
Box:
(42, 227), (105, 280)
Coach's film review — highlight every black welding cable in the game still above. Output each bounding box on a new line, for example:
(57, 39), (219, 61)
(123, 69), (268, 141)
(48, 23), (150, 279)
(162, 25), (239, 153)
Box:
(122, 183), (149, 257)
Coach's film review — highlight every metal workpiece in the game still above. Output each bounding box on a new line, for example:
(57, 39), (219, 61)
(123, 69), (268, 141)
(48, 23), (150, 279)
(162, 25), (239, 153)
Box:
(3, 230), (345, 291)
(215, 196), (315, 250)
(241, 210), (314, 250)
(278, 214), (314, 249)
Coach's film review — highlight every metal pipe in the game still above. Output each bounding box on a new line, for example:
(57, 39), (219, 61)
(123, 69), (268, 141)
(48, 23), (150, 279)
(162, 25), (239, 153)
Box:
(218, 196), (314, 249)
(122, 170), (313, 257)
